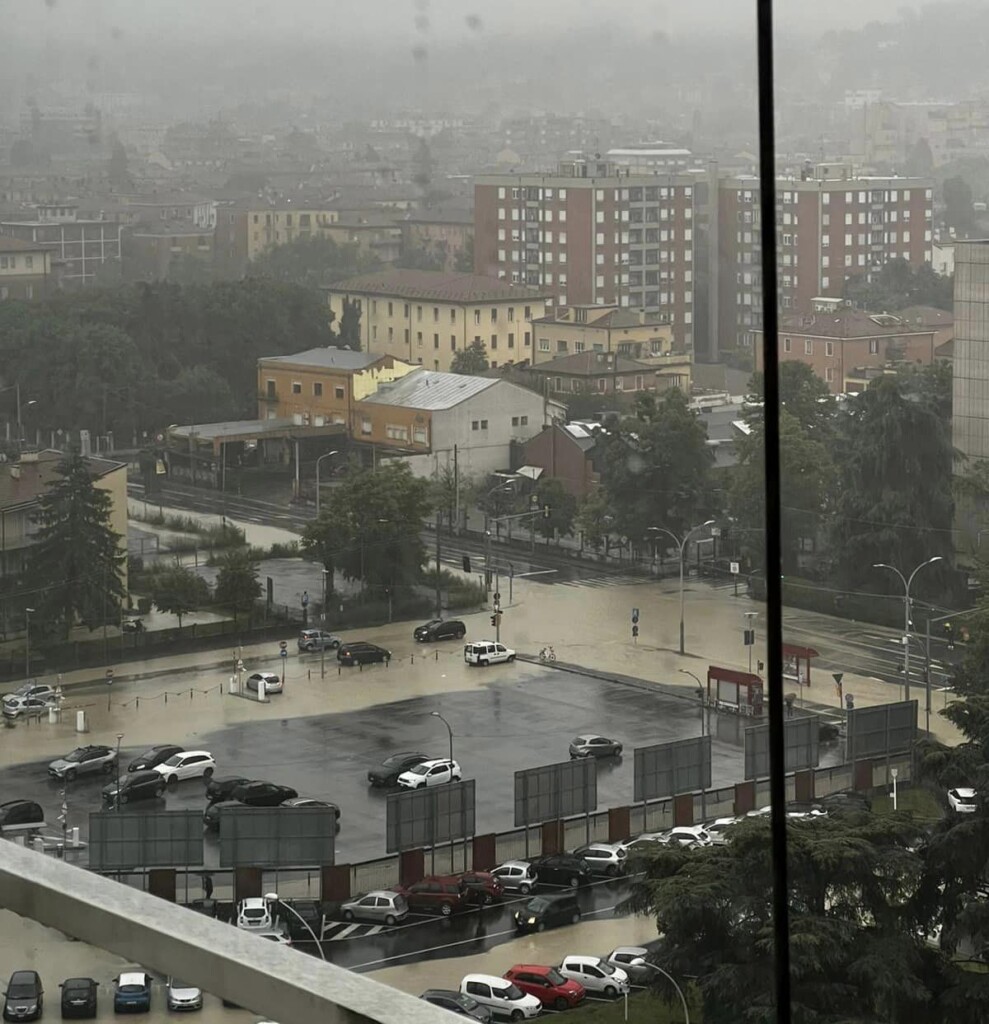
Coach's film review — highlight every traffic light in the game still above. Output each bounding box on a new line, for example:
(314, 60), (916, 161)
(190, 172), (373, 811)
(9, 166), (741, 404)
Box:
(944, 622), (955, 649)
(743, 629), (755, 646)
(490, 615), (497, 627)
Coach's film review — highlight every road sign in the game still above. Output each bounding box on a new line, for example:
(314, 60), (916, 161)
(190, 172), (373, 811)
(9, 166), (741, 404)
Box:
(631, 607), (639, 624)
(730, 561), (740, 575)
(632, 624), (639, 638)
(105, 669), (114, 685)
(280, 649), (288, 659)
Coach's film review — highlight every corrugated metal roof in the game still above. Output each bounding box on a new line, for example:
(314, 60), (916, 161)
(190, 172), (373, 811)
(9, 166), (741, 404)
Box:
(361, 369), (497, 410)
(261, 348), (386, 370)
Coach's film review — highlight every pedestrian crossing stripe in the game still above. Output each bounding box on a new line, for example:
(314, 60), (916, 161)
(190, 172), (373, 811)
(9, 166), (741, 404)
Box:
(320, 920), (385, 941)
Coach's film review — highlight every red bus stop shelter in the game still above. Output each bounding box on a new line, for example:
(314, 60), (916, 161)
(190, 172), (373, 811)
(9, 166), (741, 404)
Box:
(782, 643), (819, 690)
(707, 666), (764, 717)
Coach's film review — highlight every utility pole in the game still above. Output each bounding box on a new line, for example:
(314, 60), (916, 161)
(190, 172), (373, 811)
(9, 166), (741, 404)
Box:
(434, 511), (442, 619)
(453, 444), (459, 533)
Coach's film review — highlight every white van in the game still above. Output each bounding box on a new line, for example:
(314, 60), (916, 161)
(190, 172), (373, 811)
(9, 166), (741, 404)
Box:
(460, 975), (541, 1019)
(464, 641), (516, 666)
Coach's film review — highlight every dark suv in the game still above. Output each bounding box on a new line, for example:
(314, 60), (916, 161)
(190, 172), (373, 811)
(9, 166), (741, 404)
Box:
(398, 876), (471, 917)
(513, 893), (582, 933)
(337, 642), (391, 666)
(59, 979), (97, 1019)
(530, 854), (591, 888)
(102, 770), (164, 806)
(414, 619), (467, 642)
(3, 971), (43, 1021)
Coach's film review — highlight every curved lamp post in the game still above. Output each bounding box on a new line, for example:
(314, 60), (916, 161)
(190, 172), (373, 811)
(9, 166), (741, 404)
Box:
(430, 710), (454, 763)
(648, 520), (715, 655)
(873, 556), (942, 701)
(314, 450), (339, 518)
(264, 892), (325, 960)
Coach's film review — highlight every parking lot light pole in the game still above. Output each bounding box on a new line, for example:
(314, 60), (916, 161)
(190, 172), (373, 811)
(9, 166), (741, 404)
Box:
(24, 607), (34, 680)
(314, 450), (339, 518)
(264, 892), (325, 960)
(873, 556), (942, 702)
(648, 520), (715, 655)
(114, 733), (124, 812)
(641, 963), (691, 1024)
(431, 710), (454, 763)
(678, 668), (706, 736)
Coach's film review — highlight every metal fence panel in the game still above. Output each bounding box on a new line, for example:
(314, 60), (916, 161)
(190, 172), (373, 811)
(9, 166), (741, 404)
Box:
(846, 700), (918, 760)
(385, 780), (476, 853)
(633, 736), (713, 803)
(514, 760), (597, 827)
(744, 716), (820, 780)
(218, 807), (335, 868)
(89, 811), (203, 871)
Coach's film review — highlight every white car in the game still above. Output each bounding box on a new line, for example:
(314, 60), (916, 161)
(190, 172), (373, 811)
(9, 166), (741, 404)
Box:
(558, 955), (629, 997)
(617, 831), (670, 854)
(573, 842), (627, 876)
(665, 825), (713, 847)
(166, 978), (203, 1011)
(237, 897), (273, 931)
(154, 750), (216, 785)
(948, 787), (978, 813)
(464, 641), (516, 666)
(256, 930), (292, 945)
(245, 672), (283, 694)
(396, 758), (462, 789)
(460, 975), (541, 1020)
(491, 860), (537, 895)
(2, 694), (56, 718)
(704, 817), (739, 844)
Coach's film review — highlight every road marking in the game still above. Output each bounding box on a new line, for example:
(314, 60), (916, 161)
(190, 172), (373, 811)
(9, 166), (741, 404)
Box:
(333, 923), (361, 940)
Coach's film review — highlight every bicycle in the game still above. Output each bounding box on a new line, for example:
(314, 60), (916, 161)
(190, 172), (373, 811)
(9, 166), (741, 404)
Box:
(539, 646), (557, 662)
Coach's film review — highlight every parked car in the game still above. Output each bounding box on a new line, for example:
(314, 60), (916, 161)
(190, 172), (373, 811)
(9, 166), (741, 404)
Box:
(491, 861), (537, 895)
(948, 787), (978, 813)
(337, 642), (391, 666)
(2, 695), (55, 719)
(453, 871), (504, 905)
(340, 890), (408, 925)
(202, 800), (243, 831)
(396, 758), (462, 790)
(568, 734), (622, 759)
(398, 876), (471, 917)
(3, 971), (43, 1021)
(276, 898), (323, 942)
(127, 745), (183, 773)
(604, 948), (655, 985)
(414, 619), (466, 642)
(298, 629), (341, 652)
(0, 800), (44, 833)
(245, 672), (282, 694)
(503, 966), (585, 1011)
(281, 797), (341, 819)
(3, 683), (56, 704)
(205, 776), (251, 803)
(59, 978), (97, 1019)
(464, 641), (515, 666)
(153, 751), (215, 785)
(664, 825), (713, 848)
(48, 745), (116, 781)
(419, 991), (492, 1022)
(102, 771), (164, 806)
(236, 897), (273, 931)
(572, 843), (627, 876)
(112, 973), (151, 1013)
(557, 956), (629, 998)
(367, 752), (433, 788)
(230, 781), (298, 807)
(165, 980), (202, 1012)
(617, 832), (669, 855)
(513, 893), (582, 934)
(530, 854), (591, 888)
(703, 817), (738, 845)
(459, 976), (541, 1021)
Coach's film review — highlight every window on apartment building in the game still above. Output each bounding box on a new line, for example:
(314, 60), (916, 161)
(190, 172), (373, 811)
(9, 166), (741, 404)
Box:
(490, 308), (498, 322)
(388, 326), (394, 341)
(404, 304), (410, 317)
(557, 340), (568, 353)
(512, 416), (520, 426)
(335, 386), (345, 400)
(434, 334), (439, 349)
(450, 308), (456, 323)
(539, 338), (550, 352)
(472, 420), (479, 430)
(783, 337), (791, 353)
(491, 334), (498, 350)
(388, 302), (393, 316)
(413, 425), (428, 444)
(450, 335), (456, 351)
(25, 256), (32, 269)
(804, 340), (813, 355)
(313, 382), (323, 397)
(481, 419), (488, 429)
(869, 339), (879, 355)
(574, 341), (584, 353)
(507, 307), (514, 322)
(433, 307), (439, 322)
(417, 305), (423, 321)
(524, 331), (531, 346)
(386, 424), (409, 441)
(371, 299), (377, 314)
(597, 377), (607, 391)
(507, 333), (515, 348)
(265, 379), (276, 398)
(292, 381), (302, 394)
(474, 309), (481, 325)
(361, 418), (372, 435)
(520, 415), (528, 426)
(826, 341), (834, 357)
(826, 367), (835, 383)
(417, 331), (423, 346)
(372, 326), (377, 340)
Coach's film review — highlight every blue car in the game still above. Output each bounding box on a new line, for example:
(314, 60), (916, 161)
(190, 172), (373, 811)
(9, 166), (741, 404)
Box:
(113, 973), (151, 1013)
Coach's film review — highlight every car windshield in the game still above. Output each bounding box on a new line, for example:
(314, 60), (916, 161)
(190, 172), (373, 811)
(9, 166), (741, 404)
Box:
(63, 749), (86, 762)
(527, 897), (550, 912)
(598, 962), (616, 975)
(134, 749), (158, 761)
(119, 985), (145, 994)
(544, 968), (566, 986)
(163, 754), (183, 766)
(243, 908), (265, 918)
(409, 764), (429, 775)
(170, 981), (194, 990)
(8, 983), (36, 998)
(572, 736), (587, 745)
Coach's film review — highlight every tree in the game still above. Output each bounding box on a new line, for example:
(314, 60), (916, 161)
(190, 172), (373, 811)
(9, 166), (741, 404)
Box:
(944, 175), (975, 237)
(302, 463), (433, 592)
(905, 137), (935, 177)
(148, 564), (210, 627)
(622, 811), (960, 1024)
(396, 243), (446, 271)
(432, 466), (475, 532)
(453, 235), (474, 272)
(829, 376), (955, 592)
(533, 478), (577, 543)
(844, 258), (953, 312)
(107, 136), (131, 190)
(336, 297), (362, 349)
(213, 549), (262, 624)
(26, 449), (126, 636)
(575, 488), (613, 554)
(596, 390), (715, 546)
(451, 338), (490, 375)
(747, 361), (833, 436)
(250, 235), (378, 290)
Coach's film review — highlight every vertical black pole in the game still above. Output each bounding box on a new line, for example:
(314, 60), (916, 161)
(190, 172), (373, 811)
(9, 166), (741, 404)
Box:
(756, 1), (793, 1022)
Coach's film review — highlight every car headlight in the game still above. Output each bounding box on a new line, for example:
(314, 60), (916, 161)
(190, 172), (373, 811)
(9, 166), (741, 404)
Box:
(527, 917), (536, 924)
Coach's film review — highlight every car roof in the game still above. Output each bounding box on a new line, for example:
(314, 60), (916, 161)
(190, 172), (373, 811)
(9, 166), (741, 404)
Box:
(405, 758), (451, 769)
(62, 978), (96, 987)
(577, 842), (621, 852)
(175, 749), (212, 758)
(561, 954), (600, 964)
(117, 972), (147, 986)
(496, 860), (532, 870)
(463, 974), (512, 985)
(953, 787), (977, 797)
(507, 964), (554, 974)
(609, 946), (648, 956)
(9, 971), (40, 982)
(574, 733), (601, 741)
(422, 989), (466, 999)
(240, 896), (267, 906)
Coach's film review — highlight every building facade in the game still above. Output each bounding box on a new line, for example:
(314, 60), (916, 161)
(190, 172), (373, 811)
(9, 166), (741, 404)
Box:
(524, 350), (688, 400)
(122, 223), (214, 281)
(474, 158), (701, 353)
(0, 237), (53, 301)
(401, 206), (474, 270)
(325, 269), (551, 371)
(518, 422), (601, 499)
(245, 206), (341, 261)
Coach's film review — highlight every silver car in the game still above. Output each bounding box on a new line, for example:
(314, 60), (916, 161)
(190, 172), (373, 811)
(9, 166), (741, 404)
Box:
(166, 978), (203, 1011)
(490, 860), (538, 894)
(340, 890), (408, 925)
(573, 842), (628, 876)
(605, 947), (655, 985)
(569, 734), (623, 759)
(48, 745), (117, 780)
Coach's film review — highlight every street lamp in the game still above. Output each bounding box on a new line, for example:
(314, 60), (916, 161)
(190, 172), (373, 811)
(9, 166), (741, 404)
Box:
(114, 733), (124, 813)
(430, 710), (454, 763)
(873, 556), (943, 702)
(0, 383), (33, 444)
(638, 962), (691, 1024)
(263, 892), (325, 960)
(24, 607), (35, 680)
(314, 450), (339, 518)
(648, 519), (715, 655)
(678, 668), (706, 736)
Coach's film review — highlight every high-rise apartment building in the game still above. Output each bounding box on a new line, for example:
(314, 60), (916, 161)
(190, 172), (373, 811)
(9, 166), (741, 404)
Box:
(717, 164), (934, 354)
(474, 158), (706, 354)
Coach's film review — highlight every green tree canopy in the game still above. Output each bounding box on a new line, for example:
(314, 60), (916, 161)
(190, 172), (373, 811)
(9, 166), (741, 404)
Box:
(213, 549), (262, 623)
(843, 258), (953, 312)
(336, 297), (362, 349)
(147, 564), (210, 628)
(747, 361), (833, 436)
(533, 477), (577, 542)
(26, 450), (126, 635)
(451, 338), (490, 375)
(250, 235), (378, 290)
(575, 487), (613, 553)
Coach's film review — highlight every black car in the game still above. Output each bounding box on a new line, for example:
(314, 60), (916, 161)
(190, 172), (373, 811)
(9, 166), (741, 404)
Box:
(281, 797), (341, 820)
(513, 892), (582, 933)
(101, 770), (164, 806)
(127, 745), (183, 773)
(275, 898), (324, 942)
(413, 619), (467, 642)
(367, 752), (432, 788)
(59, 979), (97, 1019)
(205, 775), (252, 804)
(230, 781), (298, 807)
(530, 854), (591, 888)
(3, 971), (43, 1021)
(203, 800), (242, 831)
(0, 800), (44, 833)
(337, 641), (391, 666)
(419, 991), (492, 1022)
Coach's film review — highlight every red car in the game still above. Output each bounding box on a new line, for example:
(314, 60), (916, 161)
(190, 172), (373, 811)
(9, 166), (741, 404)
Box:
(453, 871), (504, 905)
(503, 965), (585, 1011)
(397, 875), (472, 917)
